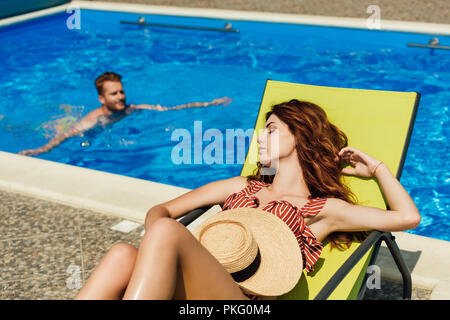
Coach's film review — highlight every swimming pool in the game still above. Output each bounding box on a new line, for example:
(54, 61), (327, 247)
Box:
(0, 9), (449, 241)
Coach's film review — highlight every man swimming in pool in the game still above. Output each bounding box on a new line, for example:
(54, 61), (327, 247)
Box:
(18, 72), (232, 156)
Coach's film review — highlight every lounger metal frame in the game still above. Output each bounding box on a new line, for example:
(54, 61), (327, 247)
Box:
(316, 230), (412, 300)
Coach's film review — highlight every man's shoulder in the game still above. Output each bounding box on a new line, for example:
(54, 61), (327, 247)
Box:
(126, 104), (138, 113)
(84, 107), (103, 117)
(87, 107), (116, 120)
(77, 108), (104, 127)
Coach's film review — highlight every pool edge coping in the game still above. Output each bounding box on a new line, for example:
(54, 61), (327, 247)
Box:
(0, 0), (449, 35)
(0, 150), (449, 299)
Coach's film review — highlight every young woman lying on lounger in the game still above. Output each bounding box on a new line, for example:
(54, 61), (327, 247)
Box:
(74, 99), (420, 300)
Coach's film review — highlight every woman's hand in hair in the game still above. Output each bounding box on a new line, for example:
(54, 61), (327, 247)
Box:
(335, 147), (382, 178)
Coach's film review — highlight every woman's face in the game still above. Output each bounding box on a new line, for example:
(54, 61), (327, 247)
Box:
(257, 114), (296, 168)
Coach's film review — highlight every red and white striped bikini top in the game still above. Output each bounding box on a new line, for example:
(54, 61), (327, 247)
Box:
(222, 179), (327, 273)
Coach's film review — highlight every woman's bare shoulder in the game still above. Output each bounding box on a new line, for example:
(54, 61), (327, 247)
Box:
(320, 197), (351, 216)
(223, 176), (249, 194)
(322, 197), (349, 207)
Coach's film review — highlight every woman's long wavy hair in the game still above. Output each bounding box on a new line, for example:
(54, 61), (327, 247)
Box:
(247, 99), (368, 249)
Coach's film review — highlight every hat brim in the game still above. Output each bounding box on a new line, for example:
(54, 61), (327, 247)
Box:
(193, 207), (303, 297)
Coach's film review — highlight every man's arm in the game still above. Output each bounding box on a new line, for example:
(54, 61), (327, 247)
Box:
(19, 113), (99, 156)
(132, 96), (232, 111)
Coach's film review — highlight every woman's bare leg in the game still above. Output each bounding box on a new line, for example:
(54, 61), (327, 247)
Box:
(122, 218), (248, 300)
(74, 243), (138, 300)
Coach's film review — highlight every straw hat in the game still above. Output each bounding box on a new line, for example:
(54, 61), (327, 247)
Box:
(193, 207), (302, 297)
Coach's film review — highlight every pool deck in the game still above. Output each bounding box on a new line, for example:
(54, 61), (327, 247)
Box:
(0, 151), (448, 300)
(97, 0), (450, 25)
(1, 0), (450, 35)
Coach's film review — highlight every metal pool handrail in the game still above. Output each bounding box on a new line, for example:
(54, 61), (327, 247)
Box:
(407, 37), (450, 51)
(120, 17), (239, 33)
(407, 43), (450, 50)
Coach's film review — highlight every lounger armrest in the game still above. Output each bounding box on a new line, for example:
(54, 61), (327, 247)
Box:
(178, 205), (214, 227)
(314, 230), (412, 300)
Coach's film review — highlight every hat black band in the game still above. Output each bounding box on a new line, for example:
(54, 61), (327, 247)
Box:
(230, 249), (261, 283)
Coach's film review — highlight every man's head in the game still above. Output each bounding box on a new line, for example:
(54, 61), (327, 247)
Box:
(95, 72), (127, 112)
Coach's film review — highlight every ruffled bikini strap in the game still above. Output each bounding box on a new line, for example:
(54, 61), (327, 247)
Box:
(301, 197), (327, 217)
(240, 179), (269, 196)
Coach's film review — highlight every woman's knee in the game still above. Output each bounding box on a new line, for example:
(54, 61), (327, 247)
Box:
(107, 242), (138, 263)
(144, 217), (186, 246)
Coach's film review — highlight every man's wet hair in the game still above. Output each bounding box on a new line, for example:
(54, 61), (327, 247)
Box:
(95, 72), (122, 95)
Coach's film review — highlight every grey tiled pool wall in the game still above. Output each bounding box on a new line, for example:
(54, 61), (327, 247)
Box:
(91, 0), (450, 24)
(0, 189), (431, 300)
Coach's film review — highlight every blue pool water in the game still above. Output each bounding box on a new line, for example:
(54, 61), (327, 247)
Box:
(0, 10), (449, 241)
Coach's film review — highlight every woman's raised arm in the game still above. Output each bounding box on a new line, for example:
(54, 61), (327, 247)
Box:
(144, 176), (248, 229)
(324, 147), (421, 233)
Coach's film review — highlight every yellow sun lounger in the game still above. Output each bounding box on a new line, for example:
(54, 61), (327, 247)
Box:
(180, 80), (420, 300)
